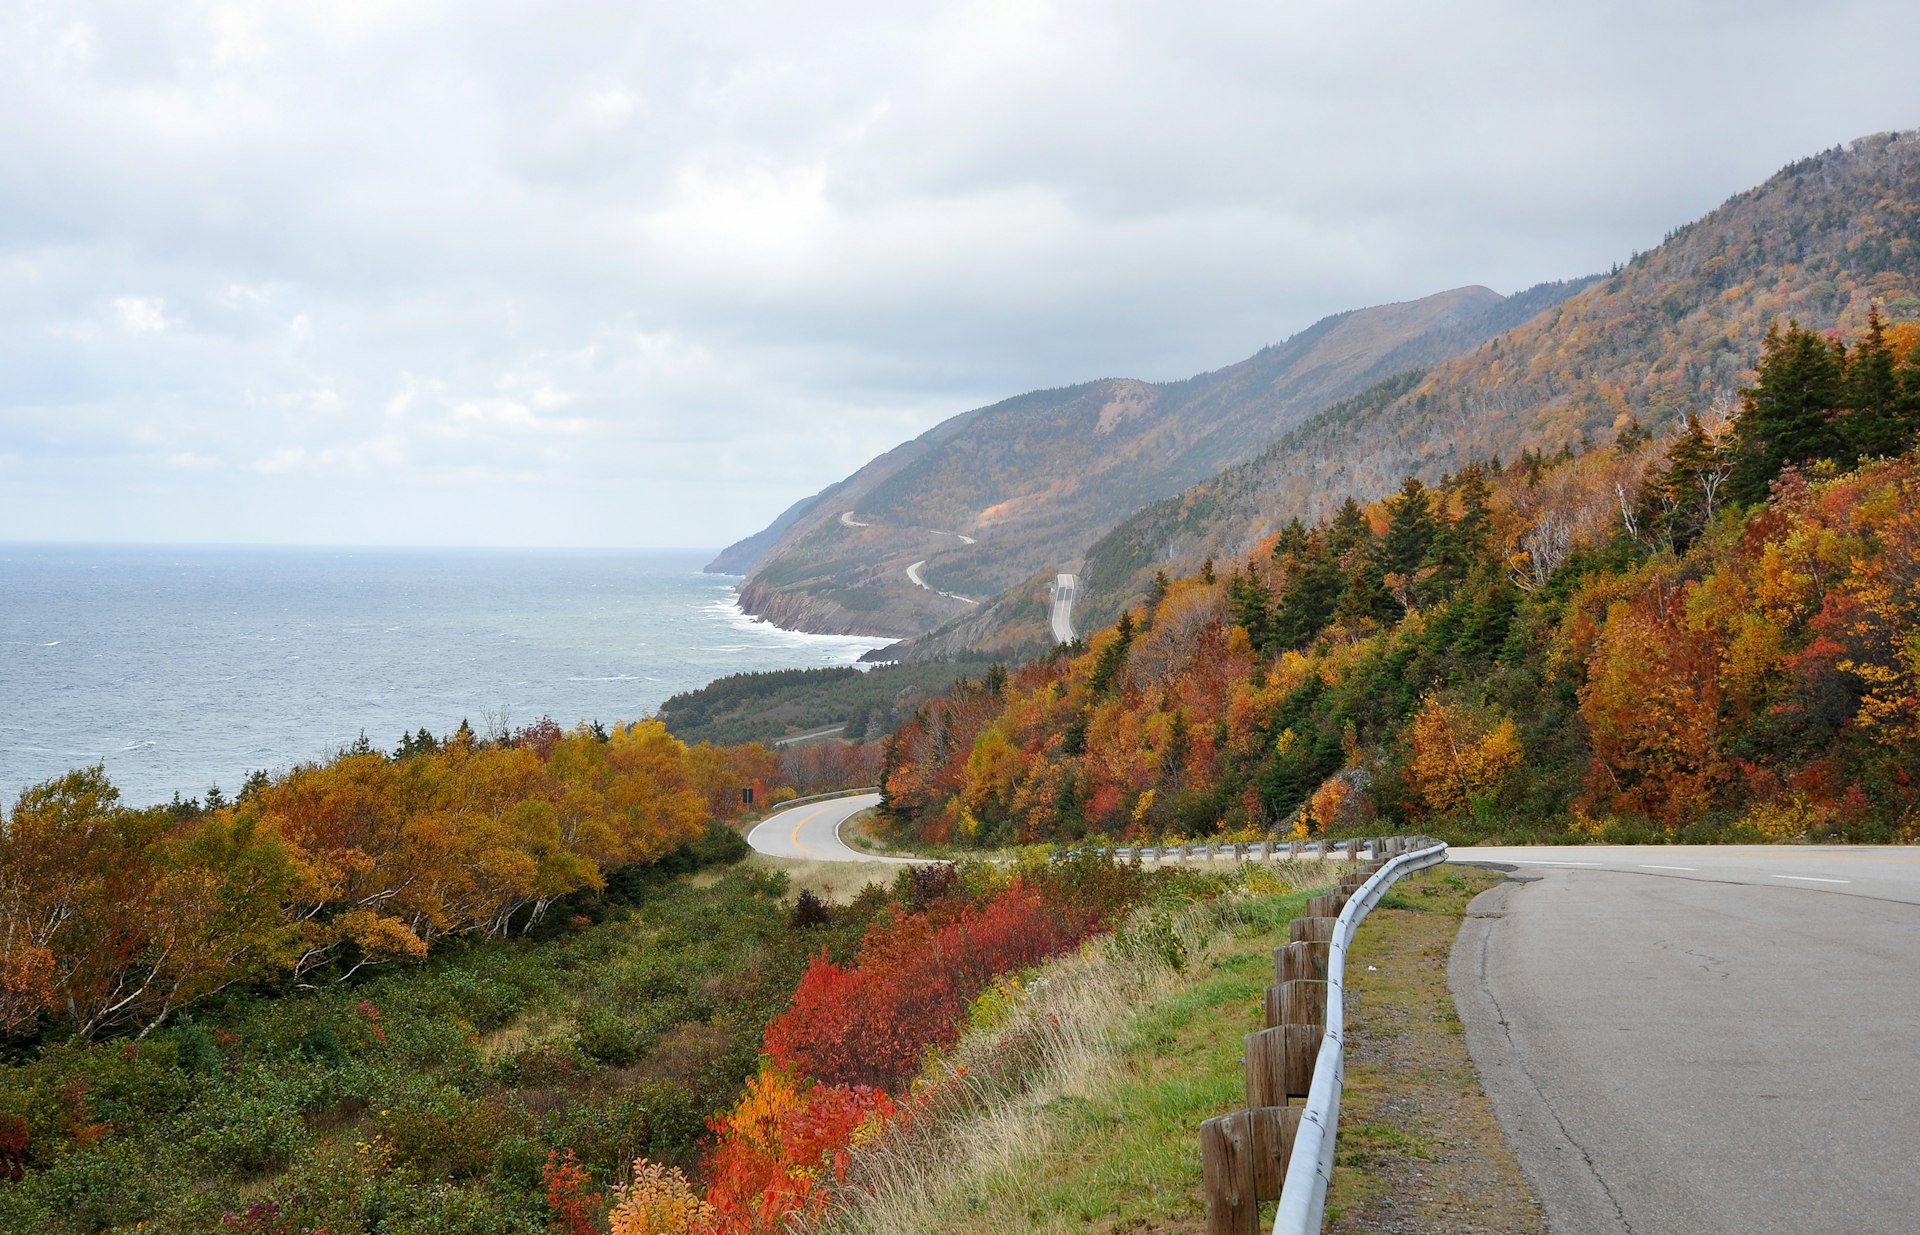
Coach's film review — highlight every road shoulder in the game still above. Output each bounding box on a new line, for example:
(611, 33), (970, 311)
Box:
(1323, 867), (1546, 1235)
(1449, 875), (1630, 1235)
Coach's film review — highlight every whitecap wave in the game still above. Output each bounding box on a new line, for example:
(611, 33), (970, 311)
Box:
(41, 640), (61, 647)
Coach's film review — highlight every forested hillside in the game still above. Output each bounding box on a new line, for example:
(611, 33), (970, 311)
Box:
(718, 283), (1591, 639)
(1073, 132), (1920, 630)
(875, 313), (1920, 848)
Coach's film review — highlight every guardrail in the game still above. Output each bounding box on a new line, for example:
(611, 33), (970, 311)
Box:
(757, 784), (880, 812)
(1195, 836), (1447, 1234)
(1055, 837), (1392, 864)
(1274, 838), (1447, 1233)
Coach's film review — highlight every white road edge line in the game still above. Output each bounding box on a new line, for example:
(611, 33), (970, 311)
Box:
(1639, 864), (1698, 871)
(1773, 874), (1851, 884)
(1520, 860), (1600, 866)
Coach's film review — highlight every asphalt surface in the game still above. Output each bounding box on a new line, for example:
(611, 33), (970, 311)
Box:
(744, 792), (923, 863)
(1051, 571), (1077, 643)
(1447, 845), (1920, 1235)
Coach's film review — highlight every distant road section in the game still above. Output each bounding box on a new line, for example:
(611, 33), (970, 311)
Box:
(839, 510), (872, 528)
(1450, 845), (1920, 1235)
(745, 792), (923, 863)
(906, 559), (978, 606)
(1050, 573), (1077, 643)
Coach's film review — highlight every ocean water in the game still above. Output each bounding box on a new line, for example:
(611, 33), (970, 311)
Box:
(0, 544), (891, 808)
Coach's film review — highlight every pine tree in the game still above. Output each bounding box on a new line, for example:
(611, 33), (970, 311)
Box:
(1328, 498), (1372, 557)
(1377, 475), (1441, 607)
(1729, 320), (1847, 504)
(1334, 559), (1397, 626)
(1840, 306), (1905, 459)
(1227, 569), (1276, 656)
(1272, 532), (1343, 650)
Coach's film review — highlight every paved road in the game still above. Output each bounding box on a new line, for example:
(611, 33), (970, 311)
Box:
(745, 792), (923, 863)
(1448, 845), (1920, 1235)
(1051, 572), (1077, 643)
(905, 559), (978, 605)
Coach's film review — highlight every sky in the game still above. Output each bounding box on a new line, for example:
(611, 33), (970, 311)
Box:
(2, 1), (1916, 551)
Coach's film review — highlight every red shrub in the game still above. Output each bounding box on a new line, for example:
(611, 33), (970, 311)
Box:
(542, 1148), (597, 1235)
(701, 1068), (899, 1235)
(0, 1114), (26, 1182)
(763, 882), (1099, 1090)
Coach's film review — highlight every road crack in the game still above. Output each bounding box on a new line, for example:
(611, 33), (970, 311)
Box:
(1474, 901), (1639, 1235)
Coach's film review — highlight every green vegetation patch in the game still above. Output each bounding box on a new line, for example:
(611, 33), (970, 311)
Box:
(0, 862), (885, 1235)
(657, 660), (985, 746)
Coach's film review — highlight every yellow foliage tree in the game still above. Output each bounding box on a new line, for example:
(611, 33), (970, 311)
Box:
(1408, 694), (1522, 815)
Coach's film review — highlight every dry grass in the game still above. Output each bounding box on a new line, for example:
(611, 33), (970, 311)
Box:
(742, 851), (903, 903)
(817, 859), (1345, 1235)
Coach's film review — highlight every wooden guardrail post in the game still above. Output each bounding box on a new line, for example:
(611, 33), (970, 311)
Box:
(1264, 978), (1326, 1028)
(1201, 1106), (1301, 1235)
(1276, 938), (1329, 983)
(1246, 1024), (1324, 1104)
(1288, 916), (1337, 945)
(1305, 891), (1347, 919)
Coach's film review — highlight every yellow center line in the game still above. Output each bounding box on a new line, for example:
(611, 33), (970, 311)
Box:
(788, 803), (836, 856)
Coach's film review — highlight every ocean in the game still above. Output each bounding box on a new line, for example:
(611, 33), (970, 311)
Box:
(0, 544), (891, 808)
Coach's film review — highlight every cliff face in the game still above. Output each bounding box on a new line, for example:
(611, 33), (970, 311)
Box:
(720, 283), (1586, 640)
(734, 576), (923, 640)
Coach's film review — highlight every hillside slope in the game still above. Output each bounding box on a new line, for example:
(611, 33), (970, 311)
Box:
(1069, 130), (1920, 630)
(717, 283), (1593, 638)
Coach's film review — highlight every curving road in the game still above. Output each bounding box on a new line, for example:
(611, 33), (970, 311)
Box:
(1449, 845), (1920, 1235)
(745, 792), (925, 863)
(906, 558), (978, 606)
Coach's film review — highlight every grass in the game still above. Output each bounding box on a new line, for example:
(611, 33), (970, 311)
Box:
(819, 861), (1545, 1235)
(819, 860), (1346, 1234)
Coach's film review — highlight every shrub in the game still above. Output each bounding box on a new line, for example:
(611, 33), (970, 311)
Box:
(763, 882), (1100, 1089)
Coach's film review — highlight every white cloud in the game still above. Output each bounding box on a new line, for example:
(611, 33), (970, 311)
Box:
(251, 447), (306, 474)
(0, 1), (1915, 547)
(111, 296), (174, 335)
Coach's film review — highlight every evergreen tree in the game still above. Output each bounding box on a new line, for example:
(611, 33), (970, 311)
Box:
(1729, 320), (1847, 503)
(1272, 532), (1343, 650)
(1428, 464), (1493, 596)
(1334, 558), (1397, 626)
(1379, 476), (1437, 578)
(1227, 568), (1276, 655)
(1651, 413), (1714, 550)
(1840, 306), (1905, 459)
(1328, 497), (1372, 556)
(1087, 611), (1136, 696)
(1271, 517), (1311, 561)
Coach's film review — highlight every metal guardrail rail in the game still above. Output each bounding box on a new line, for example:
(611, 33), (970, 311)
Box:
(757, 784), (880, 812)
(1272, 838), (1450, 1235)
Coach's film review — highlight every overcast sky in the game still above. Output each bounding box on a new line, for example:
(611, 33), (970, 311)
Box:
(1, 1), (1915, 550)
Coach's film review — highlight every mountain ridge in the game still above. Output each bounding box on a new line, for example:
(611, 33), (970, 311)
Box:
(715, 281), (1587, 637)
(1058, 129), (1920, 634)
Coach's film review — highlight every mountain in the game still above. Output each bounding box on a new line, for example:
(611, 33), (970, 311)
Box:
(1063, 130), (1920, 633)
(715, 281), (1593, 638)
